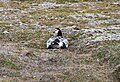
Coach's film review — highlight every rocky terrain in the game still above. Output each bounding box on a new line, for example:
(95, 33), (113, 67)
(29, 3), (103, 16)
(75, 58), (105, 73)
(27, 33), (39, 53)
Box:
(0, 0), (120, 82)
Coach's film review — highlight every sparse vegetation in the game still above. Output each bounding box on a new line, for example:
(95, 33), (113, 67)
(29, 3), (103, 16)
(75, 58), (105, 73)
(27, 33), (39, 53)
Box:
(0, 0), (120, 82)
(93, 41), (120, 67)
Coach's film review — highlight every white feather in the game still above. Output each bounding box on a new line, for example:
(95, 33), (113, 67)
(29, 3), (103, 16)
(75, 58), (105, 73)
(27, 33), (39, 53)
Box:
(46, 28), (68, 49)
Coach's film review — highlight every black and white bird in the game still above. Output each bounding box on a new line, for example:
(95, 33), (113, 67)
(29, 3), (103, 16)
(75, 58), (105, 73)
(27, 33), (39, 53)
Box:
(46, 28), (68, 49)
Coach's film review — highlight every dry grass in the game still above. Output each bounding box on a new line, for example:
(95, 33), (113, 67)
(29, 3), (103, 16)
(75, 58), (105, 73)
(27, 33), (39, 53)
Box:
(0, 0), (120, 82)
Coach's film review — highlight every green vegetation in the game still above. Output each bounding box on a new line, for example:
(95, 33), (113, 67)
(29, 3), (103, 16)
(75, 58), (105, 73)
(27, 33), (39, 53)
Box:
(0, 54), (22, 70)
(93, 41), (120, 68)
(0, 59), (17, 69)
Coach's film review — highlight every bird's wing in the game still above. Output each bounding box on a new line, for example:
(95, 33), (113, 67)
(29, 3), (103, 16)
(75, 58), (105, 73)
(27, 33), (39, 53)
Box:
(46, 37), (55, 48)
(63, 39), (69, 48)
(60, 38), (69, 48)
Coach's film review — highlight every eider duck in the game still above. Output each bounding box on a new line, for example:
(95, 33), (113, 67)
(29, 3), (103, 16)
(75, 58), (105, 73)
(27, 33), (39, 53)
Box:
(47, 28), (68, 49)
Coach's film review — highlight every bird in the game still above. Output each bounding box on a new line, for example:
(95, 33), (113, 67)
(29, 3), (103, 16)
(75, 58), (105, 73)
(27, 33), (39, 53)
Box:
(46, 28), (68, 49)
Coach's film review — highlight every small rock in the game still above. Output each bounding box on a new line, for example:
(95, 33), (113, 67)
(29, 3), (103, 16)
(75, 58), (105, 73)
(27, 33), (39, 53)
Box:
(3, 30), (9, 34)
(21, 50), (34, 56)
(73, 27), (80, 30)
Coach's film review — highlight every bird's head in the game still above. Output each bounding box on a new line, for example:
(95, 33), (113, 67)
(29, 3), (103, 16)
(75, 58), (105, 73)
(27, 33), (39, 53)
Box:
(53, 28), (62, 37)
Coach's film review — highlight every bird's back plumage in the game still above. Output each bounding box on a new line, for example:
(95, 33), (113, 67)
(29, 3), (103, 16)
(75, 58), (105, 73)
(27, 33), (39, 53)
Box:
(46, 28), (68, 49)
(47, 36), (68, 49)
